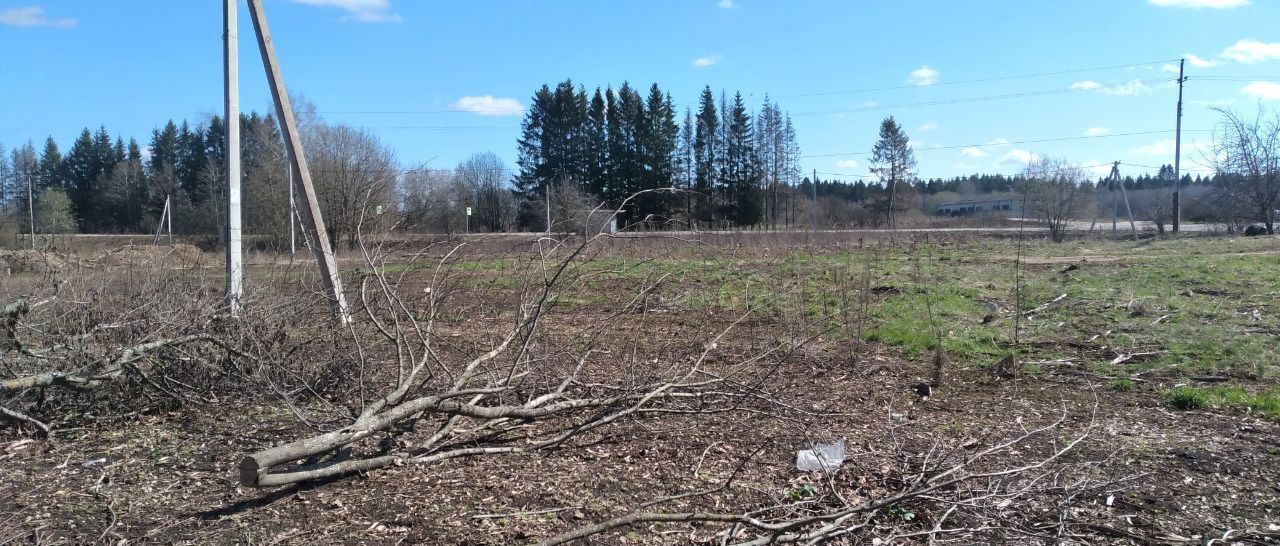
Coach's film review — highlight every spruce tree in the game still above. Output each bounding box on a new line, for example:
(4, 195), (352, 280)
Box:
(723, 93), (761, 226)
(38, 137), (63, 196)
(693, 86), (718, 225)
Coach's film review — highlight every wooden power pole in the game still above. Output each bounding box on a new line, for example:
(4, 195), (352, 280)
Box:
(246, 0), (351, 324)
(1111, 162), (1138, 241)
(224, 0), (244, 315)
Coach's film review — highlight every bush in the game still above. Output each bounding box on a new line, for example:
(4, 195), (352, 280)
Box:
(1111, 378), (1135, 392)
(1166, 386), (1208, 410)
(1244, 225), (1267, 236)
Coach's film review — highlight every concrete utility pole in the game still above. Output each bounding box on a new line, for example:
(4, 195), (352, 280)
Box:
(288, 160), (296, 256)
(224, 0), (244, 315)
(811, 169), (817, 234)
(26, 172), (34, 250)
(1173, 58), (1186, 234)
(247, 0), (350, 324)
(1112, 162), (1138, 241)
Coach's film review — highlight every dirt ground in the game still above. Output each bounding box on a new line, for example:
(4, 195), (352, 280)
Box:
(3, 236), (1280, 545)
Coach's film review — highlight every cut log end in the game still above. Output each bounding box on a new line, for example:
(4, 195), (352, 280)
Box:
(239, 456), (262, 487)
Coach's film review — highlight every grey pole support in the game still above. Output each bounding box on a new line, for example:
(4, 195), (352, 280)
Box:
(27, 172), (34, 250)
(224, 0), (244, 315)
(1173, 58), (1185, 234)
(288, 159), (296, 256)
(247, 0), (350, 324)
(811, 168), (817, 234)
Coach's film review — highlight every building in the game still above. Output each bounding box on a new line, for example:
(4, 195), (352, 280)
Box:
(935, 198), (1023, 217)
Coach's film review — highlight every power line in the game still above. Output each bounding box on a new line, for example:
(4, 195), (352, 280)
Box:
(814, 161), (1119, 181)
(801, 129), (1213, 158)
(791, 78), (1178, 117)
(777, 59), (1179, 99)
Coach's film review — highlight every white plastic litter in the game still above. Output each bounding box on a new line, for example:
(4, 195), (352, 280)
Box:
(795, 439), (845, 472)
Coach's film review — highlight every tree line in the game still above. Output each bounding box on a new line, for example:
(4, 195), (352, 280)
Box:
(514, 80), (803, 230)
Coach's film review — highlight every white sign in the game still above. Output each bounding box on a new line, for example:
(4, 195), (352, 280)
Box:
(466, 207), (472, 216)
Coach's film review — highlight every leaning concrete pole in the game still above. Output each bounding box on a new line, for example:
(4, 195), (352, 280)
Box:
(246, 0), (350, 324)
(224, 0), (244, 315)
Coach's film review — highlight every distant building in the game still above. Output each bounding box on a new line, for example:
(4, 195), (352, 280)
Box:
(935, 198), (1023, 217)
(576, 208), (618, 235)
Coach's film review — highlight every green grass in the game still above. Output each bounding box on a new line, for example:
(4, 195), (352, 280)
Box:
(1166, 385), (1280, 419)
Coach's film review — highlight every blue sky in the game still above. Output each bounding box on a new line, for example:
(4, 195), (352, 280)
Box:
(2, 0), (1278, 183)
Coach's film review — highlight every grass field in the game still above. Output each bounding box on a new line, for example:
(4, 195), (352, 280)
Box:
(2, 232), (1278, 544)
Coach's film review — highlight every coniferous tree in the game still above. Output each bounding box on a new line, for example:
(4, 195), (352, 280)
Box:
(38, 137), (63, 194)
(869, 116), (917, 229)
(693, 86), (718, 225)
(0, 141), (9, 206)
(722, 93), (762, 226)
(10, 142), (39, 232)
(585, 88), (609, 201)
(678, 108), (695, 221)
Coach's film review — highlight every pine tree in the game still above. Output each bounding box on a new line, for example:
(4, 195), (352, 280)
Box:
(869, 116), (917, 229)
(634, 84), (677, 224)
(723, 93), (761, 226)
(585, 88), (609, 201)
(678, 108), (695, 221)
(38, 137), (63, 194)
(148, 121), (182, 223)
(693, 86), (718, 225)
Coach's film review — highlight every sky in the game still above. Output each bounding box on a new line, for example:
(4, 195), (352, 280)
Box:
(2, 0), (1278, 185)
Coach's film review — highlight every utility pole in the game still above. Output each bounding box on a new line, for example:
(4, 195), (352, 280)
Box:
(1173, 58), (1186, 234)
(811, 168), (817, 234)
(248, 0), (350, 324)
(1112, 162), (1138, 241)
(288, 159), (296, 255)
(26, 172), (34, 250)
(224, 0), (244, 315)
(1111, 174), (1118, 241)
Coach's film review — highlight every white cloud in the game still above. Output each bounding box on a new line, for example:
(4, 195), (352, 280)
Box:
(1185, 53), (1219, 68)
(1084, 127), (1111, 137)
(960, 147), (987, 158)
(905, 66), (939, 86)
(996, 149), (1038, 166)
(718, 0), (739, 8)
(918, 122), (938, 132)
(1161, 63), (1181, 73)
(693, 54), (722, 68)
(1242, 81), (1280, 100)
(291, 0), (401, 22)
(1070, 79), (1151, 96)
(835, 160), (859, 169)
(1220, 39), (1280, 64)
(987, 138), (1011, 147)
(0, 6), (76, 27)
(1129, 139), (1176, 157)
(1149, 0), (1248, 8)
(452, 96), (524, 116)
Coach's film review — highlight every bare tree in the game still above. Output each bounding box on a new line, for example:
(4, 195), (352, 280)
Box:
(1211, 108), (1279, 234)
(457, 153), (516, 233)
(1020, 157), (1092, 243)
(306, 124), (398, 246)
(1131, 189), (1173, 234)
(400, 167), (459, 233)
